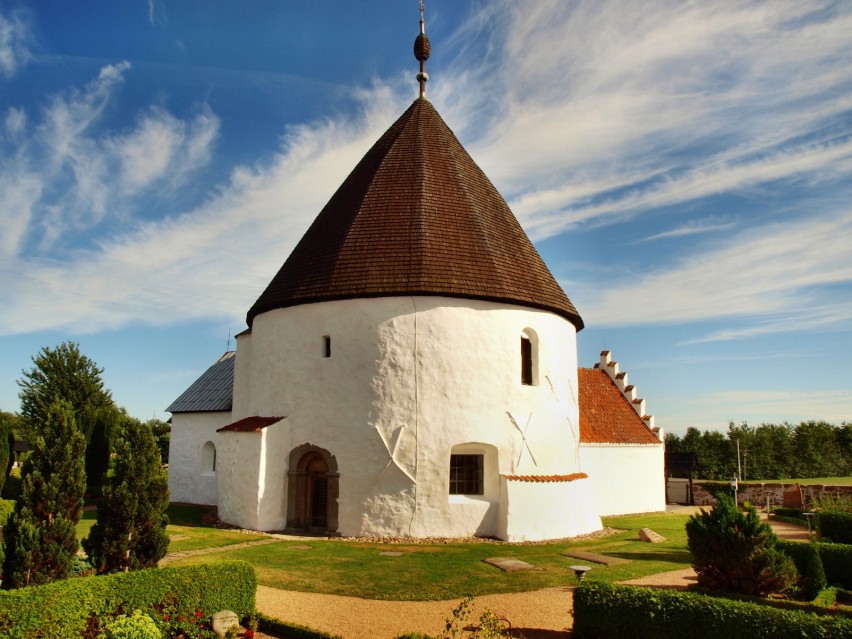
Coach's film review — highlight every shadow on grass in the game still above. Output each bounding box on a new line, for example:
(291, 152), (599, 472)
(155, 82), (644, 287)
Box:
(606, 549), (692, 564)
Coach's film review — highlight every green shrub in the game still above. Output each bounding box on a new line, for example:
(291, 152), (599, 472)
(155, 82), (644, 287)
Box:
(818, 512), (852, 544)
(777, 540), (827, 600)
(818, 542), (852, 588)
(0, 499), (14, 527)
(105, 610), (161, 639)
(812, 494), (852, 514)
(0, 560), (255, 638)
(686, 493), (798, 596)
(572, 581), (852, 639)
(0, 467), (22, 500)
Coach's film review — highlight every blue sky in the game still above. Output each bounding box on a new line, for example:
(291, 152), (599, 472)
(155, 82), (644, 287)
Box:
(1, 0), (851, 435)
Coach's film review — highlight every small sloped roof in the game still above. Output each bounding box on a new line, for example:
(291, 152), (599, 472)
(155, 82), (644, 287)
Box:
(578, 368), (661, 444)
(166, 352), (235, 413)
(247, 97), (583, 330)
(217, 416), (284, 433)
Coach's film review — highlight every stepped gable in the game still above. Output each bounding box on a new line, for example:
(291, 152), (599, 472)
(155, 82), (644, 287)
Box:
(246, 97), (583, 330)
(578, 357), (661, 444)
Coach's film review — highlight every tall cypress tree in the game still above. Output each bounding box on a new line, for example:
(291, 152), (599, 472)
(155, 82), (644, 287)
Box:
(1, 401), (86, 589)
(83, 418), (170, 573)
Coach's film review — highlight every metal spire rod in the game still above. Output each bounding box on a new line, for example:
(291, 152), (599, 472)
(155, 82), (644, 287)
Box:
(414, 0), (431, 98)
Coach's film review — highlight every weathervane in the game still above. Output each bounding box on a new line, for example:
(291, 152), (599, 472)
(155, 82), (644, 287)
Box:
(414, 0), (431, 98)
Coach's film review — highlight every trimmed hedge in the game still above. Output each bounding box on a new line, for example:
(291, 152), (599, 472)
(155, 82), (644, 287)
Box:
(572, 581), (852, 639)
(0, 560), (255, 638)
(818, 542), (852, 589)
(777, 540), (827, 600)
(771, 507), (805, 521)
(818, 513), (852, 544)
(257, 612), (343, 639)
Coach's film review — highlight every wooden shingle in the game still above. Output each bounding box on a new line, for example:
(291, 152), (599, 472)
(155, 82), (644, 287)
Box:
(247, 98), (583, 330)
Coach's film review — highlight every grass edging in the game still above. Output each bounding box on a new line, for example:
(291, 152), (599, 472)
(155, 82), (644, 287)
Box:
(257, 612), (342, 639)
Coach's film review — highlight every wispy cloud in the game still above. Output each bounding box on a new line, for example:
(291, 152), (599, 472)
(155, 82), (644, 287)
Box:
(0, 62), (219, 258)
(577, 208), (852, 336)
(635, 217), (737, 243)
(0, 79), (409, 335)
(0, 9), (32, 78)
(1, 0), (851, 346)
(659, 389), (852, 432)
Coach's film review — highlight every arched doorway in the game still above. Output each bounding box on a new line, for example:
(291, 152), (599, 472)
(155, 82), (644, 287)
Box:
(286, 444), (339, 534)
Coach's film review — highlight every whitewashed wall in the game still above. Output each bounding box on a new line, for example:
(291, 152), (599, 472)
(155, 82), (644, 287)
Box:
(498, 476), (602, 541)
(579, 444), (666, 516)
(226, 296), (600, 539)
(168, 411), (232, 505)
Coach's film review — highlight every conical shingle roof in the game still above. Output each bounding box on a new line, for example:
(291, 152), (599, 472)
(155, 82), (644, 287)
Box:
(247, 98), (583, 330)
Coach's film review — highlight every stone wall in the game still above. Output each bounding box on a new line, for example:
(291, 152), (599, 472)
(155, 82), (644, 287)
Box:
(668, 477), (852, 509)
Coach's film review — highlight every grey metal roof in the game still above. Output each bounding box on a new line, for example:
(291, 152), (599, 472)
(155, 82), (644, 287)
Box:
(167, 352), (235, 413)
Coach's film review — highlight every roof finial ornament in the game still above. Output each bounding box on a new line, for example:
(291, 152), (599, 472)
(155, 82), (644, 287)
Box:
(414, 0), (431, 98)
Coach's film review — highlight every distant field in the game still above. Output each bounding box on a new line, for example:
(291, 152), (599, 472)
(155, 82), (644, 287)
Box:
(692, 477), (852, 486)
(746, 477), (852, 486)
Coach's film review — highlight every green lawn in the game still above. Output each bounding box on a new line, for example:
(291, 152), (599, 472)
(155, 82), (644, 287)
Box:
(165, 512), (694, 601)
(76, 504), (271, 554)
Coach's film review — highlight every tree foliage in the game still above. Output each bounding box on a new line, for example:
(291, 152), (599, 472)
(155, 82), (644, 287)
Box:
(666, 420), (851, 480)
(16, 341), (115, 485)
(83, 417), (170, 573)
(686, 493), (798, 596)
(1, 400), (86, 589)
(0, 411), (17, 494)
(145, 418), (171, 465)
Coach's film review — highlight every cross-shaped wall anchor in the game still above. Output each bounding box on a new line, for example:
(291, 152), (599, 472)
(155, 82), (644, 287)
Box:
(373, 424), (417, 486)
(507, 411), (538, 467)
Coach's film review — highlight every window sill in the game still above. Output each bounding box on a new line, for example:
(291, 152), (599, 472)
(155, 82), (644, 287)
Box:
(448, 494), (492, 505)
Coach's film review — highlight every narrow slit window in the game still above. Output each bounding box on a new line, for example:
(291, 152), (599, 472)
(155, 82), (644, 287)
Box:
(323, 336), (331, 358)
(521, 336), (533, 385)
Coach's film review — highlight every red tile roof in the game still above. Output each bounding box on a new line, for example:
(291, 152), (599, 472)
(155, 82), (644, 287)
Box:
(247, 98), (583, 331)
(217, 416), (285, 433)
(579, 368), (661, 444)
(501, 473), (588, 482)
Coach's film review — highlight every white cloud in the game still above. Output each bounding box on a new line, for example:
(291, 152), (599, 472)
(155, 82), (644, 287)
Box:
(454, 1), (852, 239)
(0, 9), (32, 79)
(1, 0), (851, 345)
(577, 209), (852, 334)
(635, 218), (737, 243)
(0, 62), (219, 258)
(660, 389), (852, 433)
(0, 81), (409, 335)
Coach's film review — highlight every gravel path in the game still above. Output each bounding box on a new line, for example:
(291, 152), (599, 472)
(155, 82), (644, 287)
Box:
(256, 585), (574, 639)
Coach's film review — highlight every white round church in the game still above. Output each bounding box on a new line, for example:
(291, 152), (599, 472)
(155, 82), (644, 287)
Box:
(167, 18), (665, 541)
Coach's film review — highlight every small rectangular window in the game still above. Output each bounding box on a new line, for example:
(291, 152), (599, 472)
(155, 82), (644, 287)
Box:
(521, 336), (533, 385)
(449, 454), (483, 495)
(323, 336), (331, 358)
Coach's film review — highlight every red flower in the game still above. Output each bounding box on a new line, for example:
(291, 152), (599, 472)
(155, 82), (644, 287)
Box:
(178, 616), (185, 621)
(195, 610), (203, 618)
(164, 615), (170, 622)
(245, 631), (255, 638)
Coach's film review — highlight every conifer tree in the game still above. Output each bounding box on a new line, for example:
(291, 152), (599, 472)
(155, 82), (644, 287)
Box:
(1, 401), (86, 589)
(17, 341), (115, 486)
(83, 418), (170, 573)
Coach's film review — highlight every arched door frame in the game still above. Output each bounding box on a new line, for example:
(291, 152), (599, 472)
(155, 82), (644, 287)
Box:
(286, 443), (339, 534)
